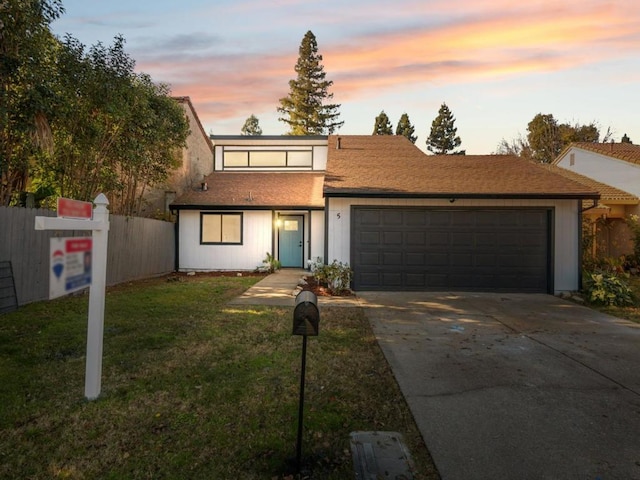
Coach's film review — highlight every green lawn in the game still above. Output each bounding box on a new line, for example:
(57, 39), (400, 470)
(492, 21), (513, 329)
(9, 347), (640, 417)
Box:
(0, 275), (438, 479)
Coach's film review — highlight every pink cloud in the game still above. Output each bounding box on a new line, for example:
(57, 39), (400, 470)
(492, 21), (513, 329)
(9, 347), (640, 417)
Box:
(134, 0), (640, 132)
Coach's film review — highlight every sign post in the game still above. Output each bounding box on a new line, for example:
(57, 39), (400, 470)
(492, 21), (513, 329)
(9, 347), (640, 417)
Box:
(35, 194), (110, 400)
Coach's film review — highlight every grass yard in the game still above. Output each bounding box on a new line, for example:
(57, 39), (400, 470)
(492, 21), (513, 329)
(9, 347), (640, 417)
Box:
(0, 274), (439, 479)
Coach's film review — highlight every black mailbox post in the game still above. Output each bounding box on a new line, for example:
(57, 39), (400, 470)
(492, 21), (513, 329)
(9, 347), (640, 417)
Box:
(293, 290), (319, 336)
(292, 290), (319, 473)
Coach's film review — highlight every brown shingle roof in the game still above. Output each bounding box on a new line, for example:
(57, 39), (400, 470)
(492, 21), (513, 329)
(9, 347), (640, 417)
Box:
(325, 135), (599, 199)
(559, 142), (640, 166)
(171, 172), (325, 209)
(541, 164), (638, 203)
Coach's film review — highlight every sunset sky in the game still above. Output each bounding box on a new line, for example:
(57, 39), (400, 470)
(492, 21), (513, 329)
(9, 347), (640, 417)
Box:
(51, 0), (640, 154)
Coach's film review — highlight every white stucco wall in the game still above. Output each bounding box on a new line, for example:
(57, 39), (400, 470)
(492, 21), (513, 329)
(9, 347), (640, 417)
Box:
(557, 148), (640, 196)
(178, 210), (273, 271)
(326, 197), (581, 293)
(179, 209), (326, 271)
(310, 210), (325, 264)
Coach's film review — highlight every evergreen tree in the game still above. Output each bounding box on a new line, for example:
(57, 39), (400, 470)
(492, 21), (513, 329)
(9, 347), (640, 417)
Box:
(426, 103), (462, 154)
(622, 133), (633, 144)
(372, 111), (393, 135)
(241, 114), (262, 136)
(277, 31), (343, 135)
(395, 113), (417, 144)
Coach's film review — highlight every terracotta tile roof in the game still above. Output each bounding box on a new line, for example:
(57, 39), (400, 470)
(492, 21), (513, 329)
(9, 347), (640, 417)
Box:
(325, 135), (599, 199)
(558, 142), (640, 166)
(170, 171), (325, 209)
(541, 165), (638, 203)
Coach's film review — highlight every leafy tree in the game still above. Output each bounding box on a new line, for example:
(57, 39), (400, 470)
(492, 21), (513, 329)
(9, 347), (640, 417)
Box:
(241, 114), (262, 136)
(372, 111), (393, 135)
(277, 31), (343, 135)
(395, 112), (417, 144)
(0, 0), (64, 205)
(426, 103), (462, 154)
(34, 35), (189, 215)
(527, 113), (603, 163)
(622, 133), (633, 144)
(526, 113), (562, 163)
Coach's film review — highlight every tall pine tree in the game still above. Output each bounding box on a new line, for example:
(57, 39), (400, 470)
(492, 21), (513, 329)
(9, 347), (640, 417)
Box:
(277, 31), (343, 135)
(426, 103), (462, 154)
(372, 111), (393, 135)
(395, 113), (417, 143)
(241, 114), (262, 136)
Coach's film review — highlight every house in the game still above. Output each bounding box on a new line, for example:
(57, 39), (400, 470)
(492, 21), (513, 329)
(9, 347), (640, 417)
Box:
(553, 142), (640, 258)
(170, 135), (599, 294)
(139, 96), (214, 217)
(170, 135), (327, 271)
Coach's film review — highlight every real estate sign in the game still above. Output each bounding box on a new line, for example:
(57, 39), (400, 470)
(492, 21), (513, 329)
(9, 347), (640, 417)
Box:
(50, 237), (92, 299)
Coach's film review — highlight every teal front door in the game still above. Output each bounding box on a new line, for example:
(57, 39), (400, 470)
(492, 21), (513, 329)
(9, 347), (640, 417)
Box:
(279, 215), (304, 267)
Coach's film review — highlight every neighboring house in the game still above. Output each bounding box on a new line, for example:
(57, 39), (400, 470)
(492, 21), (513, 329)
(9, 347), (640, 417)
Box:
(553, 143), (640, 258)
(139, 96), (214, 217)
(171, 135), (599, 294)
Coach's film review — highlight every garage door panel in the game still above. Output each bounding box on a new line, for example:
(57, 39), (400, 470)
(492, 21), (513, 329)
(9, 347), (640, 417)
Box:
(452, 232), (474, 247)
(405, 211), (427, 226)
(426, 253), (449, 266)
(382, 272), (402, 286)
(383, 231), (402, 245)
(359, 210), (381, 225)
(430, 211), (452, 226)
(353, 207), (550, 292)
(382, 210), (402, 225)
(406, 252), (425, 265)
(405, 273), (426, 287)
(383, 252), (402, 266)
(429, 232), (450, 246)
(359, 231), (380, 244)
(358, 251), (380, 266)
(406, 231), (426, 245)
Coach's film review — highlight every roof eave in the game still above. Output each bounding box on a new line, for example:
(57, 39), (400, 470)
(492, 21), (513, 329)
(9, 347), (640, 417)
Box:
(170, 204), (324, 211)
(323, 190), (600, 201)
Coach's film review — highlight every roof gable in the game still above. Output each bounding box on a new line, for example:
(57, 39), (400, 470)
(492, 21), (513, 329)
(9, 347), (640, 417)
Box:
(555, 142), (640, 166)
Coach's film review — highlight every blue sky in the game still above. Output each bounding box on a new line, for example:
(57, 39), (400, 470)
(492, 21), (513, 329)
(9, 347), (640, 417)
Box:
(51, 0), (640, 154)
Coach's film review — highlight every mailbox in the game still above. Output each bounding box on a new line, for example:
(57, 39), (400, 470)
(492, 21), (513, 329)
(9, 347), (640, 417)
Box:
(293, 290), (320, 336)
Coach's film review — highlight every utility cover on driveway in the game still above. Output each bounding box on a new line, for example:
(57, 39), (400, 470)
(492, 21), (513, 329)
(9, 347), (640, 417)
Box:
(359, 292), (640, 480)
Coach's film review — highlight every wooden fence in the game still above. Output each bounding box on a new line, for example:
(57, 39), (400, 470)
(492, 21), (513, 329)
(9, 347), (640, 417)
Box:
(0, 206), (175, 306)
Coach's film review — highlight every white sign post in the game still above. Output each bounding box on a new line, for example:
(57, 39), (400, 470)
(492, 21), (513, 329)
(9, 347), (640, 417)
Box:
(35, 194), (110, 400)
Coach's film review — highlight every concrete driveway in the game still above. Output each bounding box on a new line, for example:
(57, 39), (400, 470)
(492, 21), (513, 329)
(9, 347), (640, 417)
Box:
(357, 292), (640, 480)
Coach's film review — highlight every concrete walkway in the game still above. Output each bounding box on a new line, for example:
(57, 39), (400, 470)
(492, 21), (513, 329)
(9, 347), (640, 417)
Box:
(230, 272), (640, 479)
(228, 268), (360, 307)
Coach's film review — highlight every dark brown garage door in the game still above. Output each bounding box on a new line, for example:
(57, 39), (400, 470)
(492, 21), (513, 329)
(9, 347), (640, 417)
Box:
(352, 207), (551, 292)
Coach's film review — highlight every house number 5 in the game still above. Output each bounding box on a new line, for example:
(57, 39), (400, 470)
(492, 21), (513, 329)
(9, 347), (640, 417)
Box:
(337, 213), (341, 219)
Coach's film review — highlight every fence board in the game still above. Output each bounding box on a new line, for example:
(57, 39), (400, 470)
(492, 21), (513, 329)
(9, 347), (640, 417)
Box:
(0, 206), (175, 307)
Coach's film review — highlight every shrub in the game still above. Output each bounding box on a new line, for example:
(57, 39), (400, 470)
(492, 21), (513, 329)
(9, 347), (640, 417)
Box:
(257, 252), (281, 273)
(583, 270), (633, 306)
(308, 257), (353, 294)
(626, 214), (640, 263)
